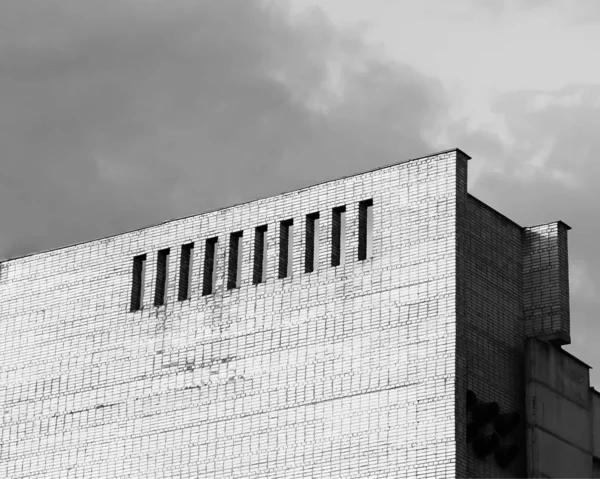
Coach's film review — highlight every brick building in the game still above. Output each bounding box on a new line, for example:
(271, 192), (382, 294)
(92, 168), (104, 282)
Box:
(1, 148), (598, 478)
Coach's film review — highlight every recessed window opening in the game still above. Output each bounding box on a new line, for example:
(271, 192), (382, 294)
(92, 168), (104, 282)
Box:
(154, 248), (170, 306)
(203, 237), (218, 296)
(358, 199), (373, 261)
(253, 225), (268, 285)
(305, 212), (320, 273)
(178, 243), (194, 301)
(279, 219), (294, 279)
(228, 231), (243, 290)
(331, 206), (346, 267)
(130, 254), (146, 311)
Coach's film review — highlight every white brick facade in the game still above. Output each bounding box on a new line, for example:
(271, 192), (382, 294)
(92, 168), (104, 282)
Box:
(1, 151), (464, 478)
(3, 148), (594, 478)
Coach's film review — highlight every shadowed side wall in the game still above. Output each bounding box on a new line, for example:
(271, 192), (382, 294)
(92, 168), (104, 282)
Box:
(594, 390), (600, 477)
(0, 151), (463, 478)
(457, 195), (525, 478)
(526, 338), (593, 478)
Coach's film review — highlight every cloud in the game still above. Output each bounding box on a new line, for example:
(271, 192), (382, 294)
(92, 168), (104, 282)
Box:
(0, 0), (446, 260)
(570, 261), (598, 301)
(473, 0), (600, 24)
(453, 84), (600, 385)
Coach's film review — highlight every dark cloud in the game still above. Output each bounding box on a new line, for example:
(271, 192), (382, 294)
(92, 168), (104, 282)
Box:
(454, 84), (600, 386)
(0, 0), (445, 259)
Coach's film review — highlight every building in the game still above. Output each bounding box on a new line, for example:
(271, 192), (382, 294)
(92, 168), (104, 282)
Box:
(0, 148), (598, 478)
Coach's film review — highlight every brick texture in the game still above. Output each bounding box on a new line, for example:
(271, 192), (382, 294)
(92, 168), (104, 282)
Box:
(523, 222), (571, 345)
(0, 151), (464, 478)
(457, 195), (525, 478)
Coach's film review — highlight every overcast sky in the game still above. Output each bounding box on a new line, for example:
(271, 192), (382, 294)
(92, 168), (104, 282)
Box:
(0, 0), (598, 386)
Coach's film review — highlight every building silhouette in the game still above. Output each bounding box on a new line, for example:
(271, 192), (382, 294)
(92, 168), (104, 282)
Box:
(1, 148), (599, 478)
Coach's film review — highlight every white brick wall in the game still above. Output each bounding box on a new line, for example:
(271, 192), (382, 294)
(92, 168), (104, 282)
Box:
(0, 151), (463, 478)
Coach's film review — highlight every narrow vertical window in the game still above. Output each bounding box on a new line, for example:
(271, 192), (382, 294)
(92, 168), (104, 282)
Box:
(287, 222), (294, 277)
(178, 243), (194, 301)
(227, 231), (243, 290)
(203, 237), (218, 296)
(305, 212), (320, 273)
(279, 219), (294, 279)
(130, 254), (146, 311)
(253, 225), (268, 285)
(154, 248), (170, 306)
(331, 206), (346, 267)
(358, 199), (373, 261)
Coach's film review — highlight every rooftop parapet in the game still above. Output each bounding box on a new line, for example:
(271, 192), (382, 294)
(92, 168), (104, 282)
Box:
(523, 221), (571, 345)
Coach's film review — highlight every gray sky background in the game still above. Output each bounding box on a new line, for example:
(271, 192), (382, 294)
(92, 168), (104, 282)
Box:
(1, 0), (598, 386)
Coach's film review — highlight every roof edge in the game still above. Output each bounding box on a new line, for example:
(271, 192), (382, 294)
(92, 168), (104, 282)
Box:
(559, 346), (592, 370)
(525, 220), (572, 231)
(1, 147), (469, 263)
(467, 194), (523, 229)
